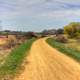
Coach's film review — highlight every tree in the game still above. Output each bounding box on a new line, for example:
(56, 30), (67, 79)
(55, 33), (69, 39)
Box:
(56, 28), (63, 35)
(25, 32), (38, 39)
(64, 22), (80, 38)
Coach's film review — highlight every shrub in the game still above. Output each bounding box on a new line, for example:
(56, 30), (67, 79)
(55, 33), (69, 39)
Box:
(55, 35), (68, 43)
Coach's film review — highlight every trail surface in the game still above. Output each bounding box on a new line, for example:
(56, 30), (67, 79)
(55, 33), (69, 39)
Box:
(15, 38), (80, 80)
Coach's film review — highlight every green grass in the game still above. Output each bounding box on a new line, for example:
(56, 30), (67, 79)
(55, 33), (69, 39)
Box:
(0, 38), (36, 79)
(46, 38), (80, 62)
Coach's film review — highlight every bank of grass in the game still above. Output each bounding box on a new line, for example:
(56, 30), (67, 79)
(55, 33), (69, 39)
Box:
(0, 38), (36, 79)
(46, 38), (80, 62)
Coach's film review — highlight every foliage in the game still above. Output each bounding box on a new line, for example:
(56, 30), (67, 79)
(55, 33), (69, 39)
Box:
(64, 22), (80, 38)
(25, 32), (38, 39)
(56, 28), (64, 35)
(46, 38), (80, 62)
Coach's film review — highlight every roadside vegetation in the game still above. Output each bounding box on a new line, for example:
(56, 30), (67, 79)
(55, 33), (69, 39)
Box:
(0, 38), (36, 80)
(46, 38), (80, 62)
(64, 22), (80, 38)
(64, 39), (80, 51)
(46, 22), (80, 62)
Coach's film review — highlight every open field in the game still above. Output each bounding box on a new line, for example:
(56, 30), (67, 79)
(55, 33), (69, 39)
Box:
(15, 38), (80, 80)
(0, 38), (36, 80)
(64, 39), (80, 51)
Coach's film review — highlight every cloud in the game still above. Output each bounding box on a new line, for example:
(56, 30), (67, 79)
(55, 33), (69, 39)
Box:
(0, 0), (80, 31)
(37, 10), (80, 19)
(0, 0), (80, 16)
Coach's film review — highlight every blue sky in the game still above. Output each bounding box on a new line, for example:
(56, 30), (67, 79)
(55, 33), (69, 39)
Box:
(0, 0), (80, 31)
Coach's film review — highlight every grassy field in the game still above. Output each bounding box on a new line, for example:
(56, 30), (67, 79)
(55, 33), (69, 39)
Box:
(46, 38), (80, 62)
(0, 38), (36, 79)
(64, 39), (80, 51)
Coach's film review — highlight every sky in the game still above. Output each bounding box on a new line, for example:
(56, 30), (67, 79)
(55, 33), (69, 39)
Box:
(0, 0), (80, 31)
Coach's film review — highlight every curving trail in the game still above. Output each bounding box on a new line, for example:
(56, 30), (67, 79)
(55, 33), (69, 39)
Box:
(15, 38), (80, 80)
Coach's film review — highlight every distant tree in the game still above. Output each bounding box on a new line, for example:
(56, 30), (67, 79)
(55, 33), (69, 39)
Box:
(42, 30), (48, 35)
(25, 32), (38, 39)
(56, 29), (63, 35)
(41, 29), (56, 37)
(41, 30), (48, 37)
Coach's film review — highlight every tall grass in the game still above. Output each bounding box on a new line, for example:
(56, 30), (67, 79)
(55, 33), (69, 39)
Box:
(46, 38), (80, 62)
(0, 38), (36, 79)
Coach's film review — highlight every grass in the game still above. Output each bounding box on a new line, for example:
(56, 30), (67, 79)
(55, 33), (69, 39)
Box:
(0, 38), (36, 79)
(46, 38), (80, 62)
(64, 39), (80, 51)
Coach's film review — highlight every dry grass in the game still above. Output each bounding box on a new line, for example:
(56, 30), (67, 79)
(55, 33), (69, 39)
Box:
(65, 39), (80, 51)
(0, 39), (7, 45)
(0, 38), (36, 80)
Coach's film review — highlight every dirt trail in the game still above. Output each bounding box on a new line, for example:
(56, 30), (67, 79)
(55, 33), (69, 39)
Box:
(15, 38), (80, 80)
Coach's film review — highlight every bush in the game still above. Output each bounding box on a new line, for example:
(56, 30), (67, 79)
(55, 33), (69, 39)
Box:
(55, 35), (68, 43)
